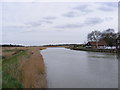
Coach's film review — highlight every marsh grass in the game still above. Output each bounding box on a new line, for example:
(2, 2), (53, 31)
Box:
(2, 49), (28, 88)
(2, 72), (23, 88)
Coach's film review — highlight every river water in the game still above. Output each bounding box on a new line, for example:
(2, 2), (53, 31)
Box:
(41, 48), (118, 88)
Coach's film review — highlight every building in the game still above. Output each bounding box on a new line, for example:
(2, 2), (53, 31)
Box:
(116, 35), (120, 50)
(86, 41), (107, 49)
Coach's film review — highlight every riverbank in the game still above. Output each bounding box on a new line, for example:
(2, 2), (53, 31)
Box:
(2, 47), (47, 88)
(69, 47), (117, 53)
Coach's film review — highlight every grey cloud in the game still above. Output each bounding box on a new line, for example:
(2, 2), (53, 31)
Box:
(27, 22), (42, 27)
(62, 4), (93, 18)
(97, 2), (118, 12)
(23, 29), (35, 33)
(73, 5), (93, 13)
(105, 17), (113, 21)
(4, 19), (53, 33)
(55, 23), (84, 29)
(62, 11), (79, 18)
(98, 7), (115, 11)
(62, 5), (93, 18)
(3, 24), (31, 31)
(85, 17), (104, 25)
(100, 2), (118, 7)
(27, 20), (53, 27)
(43, 16), (56, 20)
(55, 17), (104, 29)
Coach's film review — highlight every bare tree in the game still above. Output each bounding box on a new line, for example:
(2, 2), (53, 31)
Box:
(87, 30), (101, 42)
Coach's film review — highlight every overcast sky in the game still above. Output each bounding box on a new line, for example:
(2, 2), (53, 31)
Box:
(1, 1), (118, 46)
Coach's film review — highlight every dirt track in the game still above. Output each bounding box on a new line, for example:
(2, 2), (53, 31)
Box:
(21, 47), (47, 88)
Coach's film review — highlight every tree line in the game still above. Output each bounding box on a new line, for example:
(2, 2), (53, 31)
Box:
(87, 28), (118, 47)
(1, 44), (24, 47)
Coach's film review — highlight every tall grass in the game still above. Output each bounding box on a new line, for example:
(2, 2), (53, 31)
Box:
(2, 50), (28, 88)
(2, 72), (23, 88)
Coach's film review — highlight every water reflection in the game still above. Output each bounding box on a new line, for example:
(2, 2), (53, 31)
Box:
(41, 48), (118, 88)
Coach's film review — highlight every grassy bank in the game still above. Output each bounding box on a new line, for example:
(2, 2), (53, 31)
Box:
(2, 47), (47, 88)
(2, 49), (28, 88)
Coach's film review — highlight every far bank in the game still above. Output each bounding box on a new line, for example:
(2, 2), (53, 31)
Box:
(69, 47), (118, 53)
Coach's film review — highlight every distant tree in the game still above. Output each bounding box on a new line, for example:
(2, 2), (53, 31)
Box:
(87, 28), (118, 47)
(100, 28), (117, 47)
(87, 30), (101, 42)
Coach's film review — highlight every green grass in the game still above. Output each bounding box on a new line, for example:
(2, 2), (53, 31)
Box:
(2, 49), (28, 88)
(2, 72), (23, 88)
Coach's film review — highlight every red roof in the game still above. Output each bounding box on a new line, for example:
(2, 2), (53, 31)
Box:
(88, 41), (107, 46)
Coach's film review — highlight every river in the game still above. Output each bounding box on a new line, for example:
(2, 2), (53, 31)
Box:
(41, 48), (118, 88)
